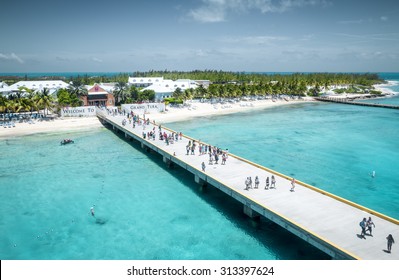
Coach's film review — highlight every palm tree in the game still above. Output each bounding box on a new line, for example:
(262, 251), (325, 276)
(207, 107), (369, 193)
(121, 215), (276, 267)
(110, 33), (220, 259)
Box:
(173, 87), (184, 101)
(2, 99), (18, 121)
(113, 81), (128, 105)
(184, 88), (194, 100)
(26, 91), (40, 117)
(0, 96), (7, 121)
(36, 88), (54, 117)
(68, 80), (88, 99)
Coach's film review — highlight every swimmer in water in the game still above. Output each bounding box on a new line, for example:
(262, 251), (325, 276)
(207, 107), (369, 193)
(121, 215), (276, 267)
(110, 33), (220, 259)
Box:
(90, 206), (95, 216)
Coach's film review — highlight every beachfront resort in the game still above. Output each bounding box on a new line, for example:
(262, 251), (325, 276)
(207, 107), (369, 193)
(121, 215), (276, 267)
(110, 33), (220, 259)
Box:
(0, 72), (392, 127)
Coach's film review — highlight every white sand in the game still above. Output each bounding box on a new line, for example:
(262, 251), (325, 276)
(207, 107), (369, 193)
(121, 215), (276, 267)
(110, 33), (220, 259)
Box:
(149, 97), (315, 124)
(374, 80), (399, 95)
(1, 80), (397, 140)
(322, 82), (398, 100)
(0, 117), (103, 140)
(0, 98), (314, 139)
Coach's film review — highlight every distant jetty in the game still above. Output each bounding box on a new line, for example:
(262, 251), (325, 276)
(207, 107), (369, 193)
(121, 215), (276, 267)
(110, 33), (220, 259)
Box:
(315, 96), (399, 110)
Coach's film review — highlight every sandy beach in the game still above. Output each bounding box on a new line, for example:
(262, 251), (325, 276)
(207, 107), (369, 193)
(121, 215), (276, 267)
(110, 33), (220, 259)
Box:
(1, 81), (397, 140)
(0, 98), (313, 139)
(0, 117), (104, 140)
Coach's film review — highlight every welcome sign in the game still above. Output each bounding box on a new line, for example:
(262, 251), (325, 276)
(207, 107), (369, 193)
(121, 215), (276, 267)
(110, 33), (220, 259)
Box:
(121, 103), (165, 114)
(61, 106), (96, 117)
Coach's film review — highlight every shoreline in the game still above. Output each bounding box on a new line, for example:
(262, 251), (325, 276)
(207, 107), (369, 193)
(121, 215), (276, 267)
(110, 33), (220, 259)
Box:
(0, 98), (314, 139)
(150, 97), (315, 124)
(0, 117), (104, 140)
(1, 79), (397, 140)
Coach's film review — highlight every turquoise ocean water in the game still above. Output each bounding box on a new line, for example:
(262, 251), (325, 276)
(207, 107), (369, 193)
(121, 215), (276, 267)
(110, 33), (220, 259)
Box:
(0, 73), (398, 260)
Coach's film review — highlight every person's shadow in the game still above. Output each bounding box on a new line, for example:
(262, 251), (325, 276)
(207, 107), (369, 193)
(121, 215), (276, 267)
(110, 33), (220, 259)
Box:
(356, 234), (366, 239)
(383, 249), (391, 254)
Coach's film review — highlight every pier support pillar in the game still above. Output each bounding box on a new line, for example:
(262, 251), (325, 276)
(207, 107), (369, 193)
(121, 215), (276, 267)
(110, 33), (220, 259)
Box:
(195, 173), (208, 191)
(163, 156), (173, 168)
(195, 174), (206, 186)
(125, 133), (129, 139)
(243, 204), (260, 219)
(163, 156), (170, 164)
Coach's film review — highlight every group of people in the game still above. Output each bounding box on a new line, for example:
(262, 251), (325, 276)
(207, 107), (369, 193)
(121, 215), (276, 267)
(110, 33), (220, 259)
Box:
(183, 140), (229, 172)
(359, 217), (395, 253)
(244, 175), (276, 191)
(359, 217), (375, 238)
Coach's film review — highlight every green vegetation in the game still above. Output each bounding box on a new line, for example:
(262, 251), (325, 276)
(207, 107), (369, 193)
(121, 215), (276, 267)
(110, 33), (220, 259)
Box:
(132, 70), (383, 87)
(0, 71), (386, 116)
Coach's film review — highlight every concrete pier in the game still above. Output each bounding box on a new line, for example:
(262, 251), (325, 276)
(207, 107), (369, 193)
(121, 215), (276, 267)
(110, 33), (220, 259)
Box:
(315, 97), (399, 110)
(96, 108), (399, 260)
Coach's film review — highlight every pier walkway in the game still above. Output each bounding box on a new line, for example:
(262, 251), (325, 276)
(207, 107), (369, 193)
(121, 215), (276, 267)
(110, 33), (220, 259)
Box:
(96, 108), (399, 260)
(315, 97), (399, 110)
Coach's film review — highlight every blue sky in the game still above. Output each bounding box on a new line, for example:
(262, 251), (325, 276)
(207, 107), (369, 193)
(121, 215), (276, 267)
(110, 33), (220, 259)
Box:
(1, 0), (398, 72)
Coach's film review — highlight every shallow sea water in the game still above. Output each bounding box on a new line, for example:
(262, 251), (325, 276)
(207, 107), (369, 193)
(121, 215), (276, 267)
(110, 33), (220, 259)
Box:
(168, 99), (399, 220)
(1, 82), (398, 260)
(0, 128), (328, 260)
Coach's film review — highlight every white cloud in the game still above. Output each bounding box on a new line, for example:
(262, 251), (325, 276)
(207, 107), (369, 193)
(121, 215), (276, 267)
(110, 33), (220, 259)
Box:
(92, 57), (103, 63)
(338, 19), (365, 25)
(380, 16), (388, 22)
(187, 0), (329, 22)
(220, 35), (288, 44)
(56, 56), (70, 62)
(0, 52), (24, 64)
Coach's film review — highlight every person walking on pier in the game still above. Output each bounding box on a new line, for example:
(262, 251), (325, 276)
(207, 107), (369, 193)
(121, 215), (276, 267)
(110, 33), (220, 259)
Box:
(265, 177), (270, 190)
(222, 153), (227, 165)
(271, 175), (276, 189)
(359, 217), (367, 238)
(386, 234), (395, 253)
(254, 176), (259, 189)
(366, 217), (375, 236)
(202, 162), (206, 172)
(245, 177), (250, 190)
(290, 178), (296, 192)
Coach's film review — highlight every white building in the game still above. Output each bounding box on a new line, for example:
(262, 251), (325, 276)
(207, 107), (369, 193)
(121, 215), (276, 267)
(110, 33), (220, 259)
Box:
(0, 81), (11, 96)
(7, 80), (70, 96)
(143, 79), (199, 101)
(128, 77), (164, 88)
(128, 77), (200, 101)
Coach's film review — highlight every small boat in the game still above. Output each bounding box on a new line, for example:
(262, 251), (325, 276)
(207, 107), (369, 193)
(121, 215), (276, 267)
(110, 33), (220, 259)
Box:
(60, 139), (74, 145)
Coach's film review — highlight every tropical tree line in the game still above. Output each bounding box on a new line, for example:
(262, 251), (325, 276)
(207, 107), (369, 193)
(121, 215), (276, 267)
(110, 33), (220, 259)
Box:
(1, 71), (384, 89)
(132, 70), (384, 87)
(0, 80), (157, 117)
(0, 71), (385, 116)
(172, 81), (309, 102)
(112, 81), (155, 105)
(0, 88), (55, 120)
(0, 82), (88, 119)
